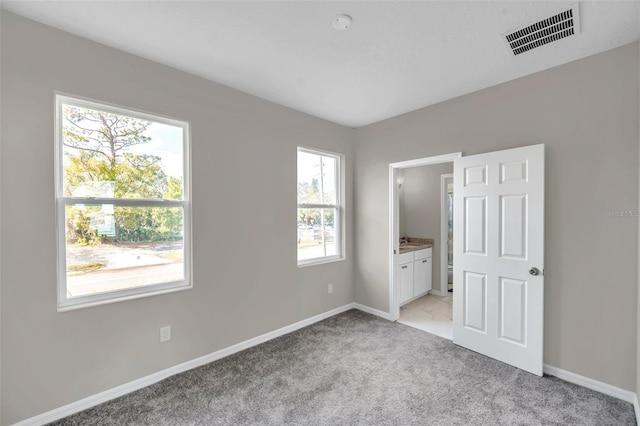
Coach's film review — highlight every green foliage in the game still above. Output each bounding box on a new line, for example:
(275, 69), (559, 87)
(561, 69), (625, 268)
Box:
(63, 106), (183, 244)
(76, 232), (104, 247)
(113, 178), (184, 242)
(66, 205), (105, 245)
(297, 178), (335, 226)
(115, 154), (167, 198)
(298, 178), (320, 226)
(114, 206), (182, 242)
(165, 176), (183, 200)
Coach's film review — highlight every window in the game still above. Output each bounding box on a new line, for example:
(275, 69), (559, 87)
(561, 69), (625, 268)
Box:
(297, 147), (342, 265)
(55, 95), (191, 310)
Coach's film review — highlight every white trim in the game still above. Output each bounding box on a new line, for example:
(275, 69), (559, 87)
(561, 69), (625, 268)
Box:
(633, 393), (640, 423)
(296, 147), (344, 267)
(297, 203), (339, 209)
(62, 198), (185, 207)
(429, 289), (446, 297)
(353, 303), (391, 320)
(389, 165), (400, 321)
(12, 303), (359, 426)
(543, 364), (637, 404)
(390, 152), (463, 169)
(17, 306), (639, 426)
(440, 173), (453, 297)
(297, 255), (345, 268)
(389, 153), (461, 322)
(54, 93), (192, 312)
(57, 284), (193, 313)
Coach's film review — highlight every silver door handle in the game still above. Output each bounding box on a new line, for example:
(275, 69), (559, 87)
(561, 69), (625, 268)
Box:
(529, 267), (540, 276)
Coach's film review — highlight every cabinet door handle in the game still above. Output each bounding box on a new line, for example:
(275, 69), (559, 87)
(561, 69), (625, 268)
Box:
(401, 265), (407, 269)
(422, 260), (427, 263)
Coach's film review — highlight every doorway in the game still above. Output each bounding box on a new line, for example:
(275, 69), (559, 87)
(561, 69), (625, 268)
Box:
(388, 152), (461, 325)
(394, 166), (455, 339)
(390, 145), (545, 376)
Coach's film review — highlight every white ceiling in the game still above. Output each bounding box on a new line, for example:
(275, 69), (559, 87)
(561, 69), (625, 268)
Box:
(2, 1), (639, 127)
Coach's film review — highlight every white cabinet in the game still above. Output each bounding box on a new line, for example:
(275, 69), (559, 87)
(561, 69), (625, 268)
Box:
(399, 261), (414, 304)
(414, 248), (432, 296)
(414, 256), (432, 295)
(399, 247), (432, 305)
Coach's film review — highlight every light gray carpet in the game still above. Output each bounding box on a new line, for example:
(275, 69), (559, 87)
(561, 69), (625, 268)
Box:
(50, 310), (636, 425)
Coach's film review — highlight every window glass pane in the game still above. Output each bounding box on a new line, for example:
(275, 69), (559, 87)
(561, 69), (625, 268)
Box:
(62, 104), (184, 200)
(297, 208), (337, 261)
(65, 204), (184, 298)
(297, 151), (336, 205)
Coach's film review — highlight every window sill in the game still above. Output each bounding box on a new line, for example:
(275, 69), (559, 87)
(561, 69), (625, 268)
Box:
(297, 255), (345, 268)
(57, 282), (192, 312)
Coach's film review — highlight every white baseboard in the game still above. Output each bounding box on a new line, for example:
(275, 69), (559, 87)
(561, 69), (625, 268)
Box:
(12, 303), (355, 426)
(353, 303), (391, 320)
(543, 364), (637, 406)
(22, 306), (636, 426)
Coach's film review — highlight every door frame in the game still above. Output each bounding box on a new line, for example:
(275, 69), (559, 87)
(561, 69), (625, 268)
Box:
(440, 173), (453, 298)
(388, 152), (462, 321)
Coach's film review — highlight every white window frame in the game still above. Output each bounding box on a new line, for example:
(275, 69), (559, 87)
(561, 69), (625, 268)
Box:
(55, 94), (192, 311)
(297, 146), (344, 267)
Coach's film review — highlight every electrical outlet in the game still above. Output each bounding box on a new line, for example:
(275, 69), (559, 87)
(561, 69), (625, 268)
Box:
(160, 326), (171, 343)
(328, 284), (333, 294)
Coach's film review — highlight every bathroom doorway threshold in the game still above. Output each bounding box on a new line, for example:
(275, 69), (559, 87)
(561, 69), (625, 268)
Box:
(397, 293), (453, 340)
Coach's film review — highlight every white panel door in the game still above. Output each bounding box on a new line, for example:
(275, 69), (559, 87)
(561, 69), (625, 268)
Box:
(453, 144), (544, 376)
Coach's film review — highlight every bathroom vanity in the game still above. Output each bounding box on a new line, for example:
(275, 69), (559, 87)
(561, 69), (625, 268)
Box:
(399, 238), (433, 305)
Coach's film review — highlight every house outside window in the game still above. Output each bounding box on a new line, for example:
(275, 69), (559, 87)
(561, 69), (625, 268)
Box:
(55, 94), (191, 311)
(297, 147), (343, 266)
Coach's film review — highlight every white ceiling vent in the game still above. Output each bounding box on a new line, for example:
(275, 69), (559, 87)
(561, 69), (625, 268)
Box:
(503, 4), (580, 56)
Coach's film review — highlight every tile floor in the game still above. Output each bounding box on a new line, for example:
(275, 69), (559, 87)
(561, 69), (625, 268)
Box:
(398, 293), (453, 340)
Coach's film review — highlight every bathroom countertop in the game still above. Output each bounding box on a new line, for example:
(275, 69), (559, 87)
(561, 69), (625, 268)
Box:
(399, 237), (434, 254)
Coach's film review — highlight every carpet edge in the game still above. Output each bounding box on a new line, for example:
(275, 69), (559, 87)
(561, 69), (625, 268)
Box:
(543, 364), (637, 405)
(16, 307), (635, 426)
(352, 303), (391, 320)
(11, 303), (357, 426)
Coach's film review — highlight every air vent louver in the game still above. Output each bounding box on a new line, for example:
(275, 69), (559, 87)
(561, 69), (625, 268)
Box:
(503, 4), (580, 56)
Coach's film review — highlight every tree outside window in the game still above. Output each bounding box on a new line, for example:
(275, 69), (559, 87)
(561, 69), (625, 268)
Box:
(56, 96), (190, 310)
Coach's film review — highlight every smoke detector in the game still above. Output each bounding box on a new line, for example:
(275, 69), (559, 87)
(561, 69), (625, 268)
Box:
(332, 15), (352, 31)
(503, 4), (580, 56)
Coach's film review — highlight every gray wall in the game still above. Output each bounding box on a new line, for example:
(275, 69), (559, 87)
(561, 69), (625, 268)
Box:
(2, 11), (639, 425)
(399, 163), (453, 295)
(354, 42), (639, 391)
(0, 14), (353, 424)
(0, 9), (3, 425)
(637, 41), (640, 402)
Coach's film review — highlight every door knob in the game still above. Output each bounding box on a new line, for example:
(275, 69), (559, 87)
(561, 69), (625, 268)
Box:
(529, 267), (540, 276)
